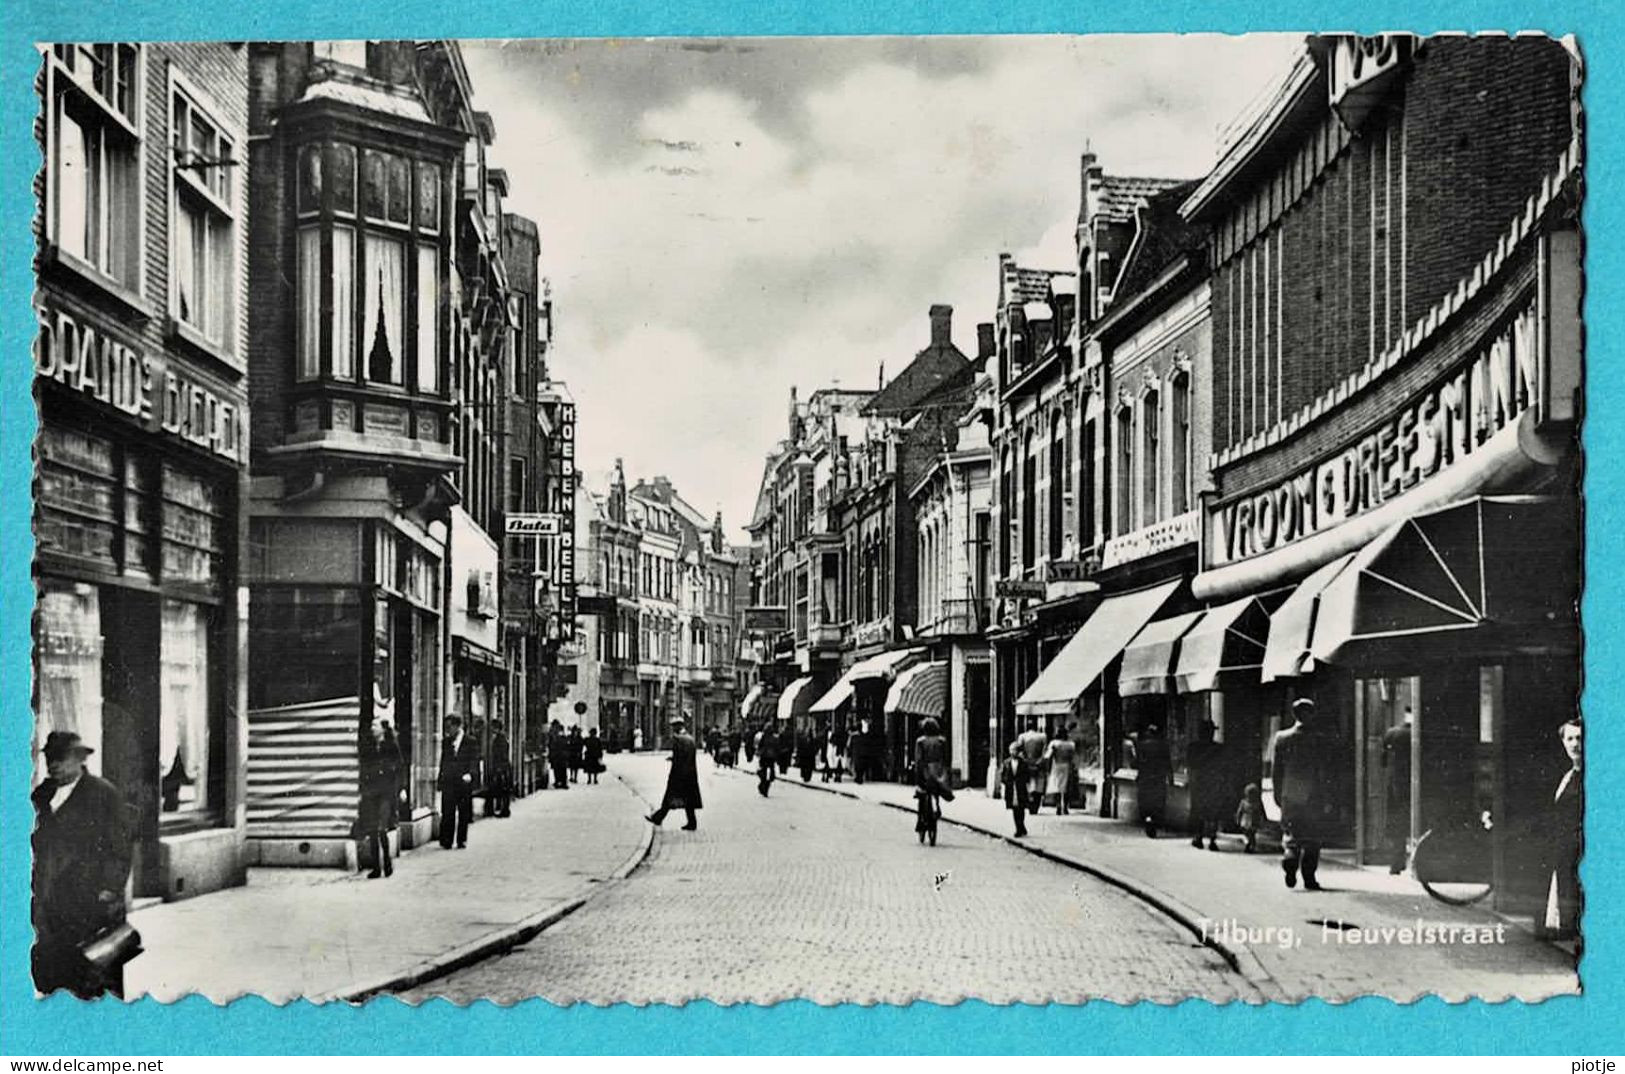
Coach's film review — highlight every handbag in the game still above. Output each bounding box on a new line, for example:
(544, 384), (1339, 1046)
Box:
(80, 921), (143, 976)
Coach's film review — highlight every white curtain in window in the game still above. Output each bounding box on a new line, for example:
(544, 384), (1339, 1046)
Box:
(159, 599), (210, 813)
(176, 200), (202, 331)
(365, 235), (405, 384)
(296, 226), (322, 380)
(416, 245), (439, 393)
(56, 109), (92, 264)
(332, 225), (356, 379)
(35, 582), (104, 787)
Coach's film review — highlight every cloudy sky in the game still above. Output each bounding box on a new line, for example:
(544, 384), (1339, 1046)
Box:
(461, 35), (1303, 535)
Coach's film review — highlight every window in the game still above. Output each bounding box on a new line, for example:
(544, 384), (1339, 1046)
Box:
(45, 44), (142, 288)
(1021, 433), (1036, 570)
(295, 142), (441, 392)
(159, 599), (213, 816)
(1141, 389), (1161, 526)
(1080, 417), (1097, 550)
(507, 457), (525, 514)
(1048, 417), (1065, 560)
(999, 447), (1012, 576)
(1115, 407), (1134, 536)
(170, 81), (236, 351)
(1171, 374), (1192, 515)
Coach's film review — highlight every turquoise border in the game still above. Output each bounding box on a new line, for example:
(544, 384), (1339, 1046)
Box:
(1, 0), (1617, 1055)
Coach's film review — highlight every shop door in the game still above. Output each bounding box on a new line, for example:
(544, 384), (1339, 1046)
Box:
(1356, 676), (1417, 866)
(392, 605), (416, 809)
(967, 662), (991, 787)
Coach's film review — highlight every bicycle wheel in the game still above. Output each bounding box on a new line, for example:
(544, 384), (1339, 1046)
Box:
(1412, 828), (1494, 906)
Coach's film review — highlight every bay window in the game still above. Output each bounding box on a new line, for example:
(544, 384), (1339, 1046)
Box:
(45, 44), (142, 289)
(294, 140), (444, 393)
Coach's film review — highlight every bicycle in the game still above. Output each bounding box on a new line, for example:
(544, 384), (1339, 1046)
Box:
(914, 788), (939, 846)
(1410, 810), (1495, 906)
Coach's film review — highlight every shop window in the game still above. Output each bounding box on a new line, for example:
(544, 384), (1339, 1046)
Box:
(249, 587), (363, 709)
(161, 464), (224, 594)
(170, 80), (237, 354)
(158, 599), (213, 817)
(34, 580), (105, 787)
(45, 44), (143, 290)
(35, 425), (118, 571)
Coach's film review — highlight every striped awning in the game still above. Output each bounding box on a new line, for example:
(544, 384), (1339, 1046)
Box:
(848, 647), (925, 683)
(885, 662), (950, 718)
(809, 664), (863, 714)
(777, 677), (818, 724)
(739, 683), (779, 723)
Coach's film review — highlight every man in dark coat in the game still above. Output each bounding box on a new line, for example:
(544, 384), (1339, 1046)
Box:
(488, 728), (514, 818)
(1538, 717), (1583, 940)
(1134, 723), (1172, 838)
(548, 720), (571, 791)
(1273, 697), (1335, 890)
(31, 731), (134, 998)
(438, 715), (479, 849)
(646, 715), (703, 830)
(756, 721), (781, 797)
(1186, 720), (1227, 851)
(1381, 712), (1413, 873)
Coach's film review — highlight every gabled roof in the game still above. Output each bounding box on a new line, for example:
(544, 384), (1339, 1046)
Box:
(1095, 175), (1190, 223)
(1113, 179), (1205, 300)
(861, 341), (971, 418)
(1003, 265), (1062, 306)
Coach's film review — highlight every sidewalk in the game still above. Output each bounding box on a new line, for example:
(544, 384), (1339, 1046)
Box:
(736, 760), (1579, 1002)
(125, 771), (652, 1004)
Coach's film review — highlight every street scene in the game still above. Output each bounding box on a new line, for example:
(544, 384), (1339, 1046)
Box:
(27, 33), (1583, 1009)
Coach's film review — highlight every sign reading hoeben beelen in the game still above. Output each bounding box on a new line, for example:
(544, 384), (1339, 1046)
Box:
(1209, 301), (1541, 569)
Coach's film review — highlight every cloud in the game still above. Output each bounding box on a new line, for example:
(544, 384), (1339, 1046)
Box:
(463, 34), (1303, 538)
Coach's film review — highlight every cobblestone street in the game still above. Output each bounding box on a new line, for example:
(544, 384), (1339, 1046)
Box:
(399, 755), (1250, 1006)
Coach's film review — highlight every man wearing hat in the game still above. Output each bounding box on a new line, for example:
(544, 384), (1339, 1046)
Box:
(1272, 697), (1334, 890)
(438, 714), (479, 850)
(31, 731), (134, 998)
(645, 713), (702, 830)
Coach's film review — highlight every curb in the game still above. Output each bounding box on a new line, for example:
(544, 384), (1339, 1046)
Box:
(729, 761), (1283, 1002)
(318, 774), (659, 1004)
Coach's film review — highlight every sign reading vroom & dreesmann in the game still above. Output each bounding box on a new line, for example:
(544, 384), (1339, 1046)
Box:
(1208, 301), (1540, 568)
(35, 305), (243, 462)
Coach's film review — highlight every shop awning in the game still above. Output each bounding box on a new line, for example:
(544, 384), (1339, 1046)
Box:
(1117, 612), (1203, 697)
(1173, 595), (1274, 694)
(1310, 495), (1579, 670)
(809, 664), (864, 714)
(885, 662), (950, 718)
(739, 683), (779, 724)
(777, 677), (819, 724)
(1015, 579), (1181, 716)
(1260, 553), (1356, 682)
(848, 647), (926, 683)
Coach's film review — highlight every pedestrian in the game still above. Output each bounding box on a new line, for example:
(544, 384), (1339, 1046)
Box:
(548, 721), (570, 791)
(1538, 717), (1583, 941)
(1016, 718), (1048, 814)
(645, 715), (702, 830)
(582, 727), (605, 785)
(845, 720), (867, 784)
(1234, 783), (1264, 854)
(756, 721), (780, 797)
(795, 726), (818, 783)
(489, 726), (513, 818)
(743, 724), (756, 764)
(822, 728), (844, 783)
(1043, 727), (1078, 816)
(706, 725), (722, 759)
(567, 725), (584, 784)
(912, 717), (954, 845)
(1133, 722), (1172, 838)
(1381, 710), (1414, 874)
(31, 731), (136, 999)
(359, 717), (405, 878)
(1272, 697), (1335, 890)
(1065, 721), (1084, 810)
(438, 715), (479, 849)
(1186, 720), (1224, 851)
(728, 727), (743, 767)
(1000, 741), (1033, 838)
(632, 726), (644, 753)
(776, 720), (793, 776)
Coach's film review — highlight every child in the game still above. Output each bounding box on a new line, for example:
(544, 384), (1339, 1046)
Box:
(1235, 783), (1265, 853)
(1000, 742), (1033, 838)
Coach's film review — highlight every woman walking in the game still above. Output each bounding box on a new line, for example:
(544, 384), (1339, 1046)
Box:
(567, 726), (585, 784)
(582, 727), (605, 785)
(1043, 727), (1078, 816)
(821, 728), (844, 783)
(359, 717), (404, 879)
(795, 726), (818, 783)
(912, 717), (955, 846)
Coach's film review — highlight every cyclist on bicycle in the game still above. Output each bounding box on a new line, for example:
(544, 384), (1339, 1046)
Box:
(913, 717), (954, 844)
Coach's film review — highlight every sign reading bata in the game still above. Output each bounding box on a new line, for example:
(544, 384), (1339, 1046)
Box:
(1209, 302), (1540, 568)
(35, 305), (243, 462)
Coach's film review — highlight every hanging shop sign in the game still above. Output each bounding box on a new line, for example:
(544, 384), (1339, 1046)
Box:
(35, 304), (243, 462)
(995, 578), (1046, 599)
(505, 513), (562, 537)
(1208, 300), (1541, 569)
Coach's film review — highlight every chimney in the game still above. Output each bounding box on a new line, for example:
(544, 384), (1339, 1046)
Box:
(977, 322), (996, 360)
(1080, 150), (1104, 224)
(929, 304), (953, 348)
